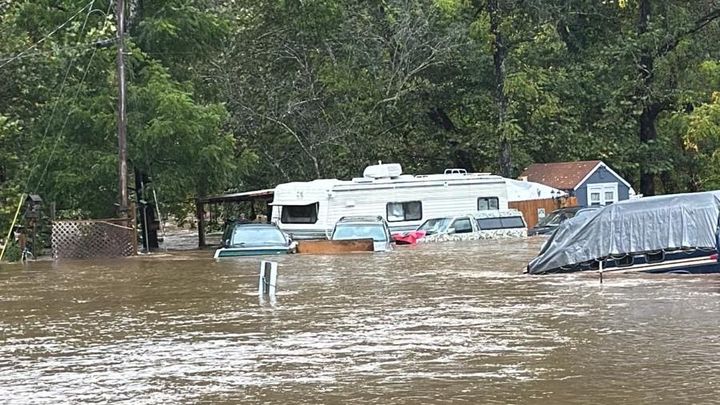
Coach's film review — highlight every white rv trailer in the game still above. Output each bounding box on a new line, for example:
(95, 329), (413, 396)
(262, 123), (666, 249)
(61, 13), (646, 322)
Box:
(270, 163), (563, 240)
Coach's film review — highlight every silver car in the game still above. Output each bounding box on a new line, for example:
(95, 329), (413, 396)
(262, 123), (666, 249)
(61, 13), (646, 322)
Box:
(330, 216), (393, 252)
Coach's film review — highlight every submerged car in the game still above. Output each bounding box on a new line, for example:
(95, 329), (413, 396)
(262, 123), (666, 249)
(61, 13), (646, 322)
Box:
(392, 209), (527, 244)
(527, 206), (600, 236)
(214, 222), (297, 258)
(410, 209), (527, 243)
(330, 216), (393, 251)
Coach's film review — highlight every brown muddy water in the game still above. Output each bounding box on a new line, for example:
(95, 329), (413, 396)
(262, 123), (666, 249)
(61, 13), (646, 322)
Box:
(2, 238), (720, 404)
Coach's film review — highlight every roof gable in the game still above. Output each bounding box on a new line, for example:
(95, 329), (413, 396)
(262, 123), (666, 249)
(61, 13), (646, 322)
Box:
(520, 160), (604, 190)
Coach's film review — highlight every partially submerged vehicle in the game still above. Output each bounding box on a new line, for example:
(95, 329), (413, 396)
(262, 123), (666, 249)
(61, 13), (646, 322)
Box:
(526, 191), (720, 275)
(527, 206), (600, 236)
(214, 222), (297, 258)
(394, 209), (527, 244)
(330, 216), (393, 252)
(270, 163), (564, 240)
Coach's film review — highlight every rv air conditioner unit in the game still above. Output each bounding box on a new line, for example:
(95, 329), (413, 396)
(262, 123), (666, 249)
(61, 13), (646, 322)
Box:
(363, 163), (403, 179)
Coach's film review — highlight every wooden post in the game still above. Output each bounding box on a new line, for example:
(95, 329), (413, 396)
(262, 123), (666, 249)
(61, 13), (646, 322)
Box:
(116, 0), (129, 216)
(196, 200), (205, 248)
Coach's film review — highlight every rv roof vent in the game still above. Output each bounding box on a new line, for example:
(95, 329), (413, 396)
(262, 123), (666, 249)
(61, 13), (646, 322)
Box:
(444, 168), (467, 175)
(363, 163), (402, 179)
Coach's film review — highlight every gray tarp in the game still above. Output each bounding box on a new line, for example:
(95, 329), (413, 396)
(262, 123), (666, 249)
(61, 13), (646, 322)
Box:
(527, 191), (720, 274)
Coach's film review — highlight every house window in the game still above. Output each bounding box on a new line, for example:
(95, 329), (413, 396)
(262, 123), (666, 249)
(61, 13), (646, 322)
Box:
(386, 201), (422, 222)
(281, 203), (318, 224)
(477, 197), (499, 211)
(604, 191), (615, 204)
(587, 183), (618, 206)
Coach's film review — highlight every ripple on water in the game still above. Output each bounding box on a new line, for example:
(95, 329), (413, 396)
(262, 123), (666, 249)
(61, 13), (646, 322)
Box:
(1, 238), (720, 404)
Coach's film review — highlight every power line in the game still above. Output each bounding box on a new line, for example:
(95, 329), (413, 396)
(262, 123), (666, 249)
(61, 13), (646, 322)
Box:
(0, 0), (97, 70)
(23, 0), (107, 194)
(33, 0), (118, 194)
(0, 42), (97, 64)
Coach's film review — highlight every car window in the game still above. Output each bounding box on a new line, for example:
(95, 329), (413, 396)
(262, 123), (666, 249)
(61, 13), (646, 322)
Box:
(500, 216), (525, 228)
(231, 227), (286, 246)
(332, 224), (388, 242)
(536, 211), (566, 227)
(477, 217), (503, 230)
(417, 218), (452, 235)
(451, 218), (473, 233)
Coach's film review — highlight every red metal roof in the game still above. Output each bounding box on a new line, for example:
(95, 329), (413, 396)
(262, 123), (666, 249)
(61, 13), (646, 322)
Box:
(520, 160), (602, 190)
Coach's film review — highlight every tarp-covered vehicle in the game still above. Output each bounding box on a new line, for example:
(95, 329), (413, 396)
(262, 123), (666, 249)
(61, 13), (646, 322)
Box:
(527, 191), (720, 275)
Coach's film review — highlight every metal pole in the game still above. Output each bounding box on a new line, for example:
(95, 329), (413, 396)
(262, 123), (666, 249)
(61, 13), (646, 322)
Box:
(116, 0), (129, 216)
(143, 205), (150, 253)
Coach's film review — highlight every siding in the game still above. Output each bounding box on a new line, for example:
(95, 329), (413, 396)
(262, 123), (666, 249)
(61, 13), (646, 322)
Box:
(575, 166), (630, 207)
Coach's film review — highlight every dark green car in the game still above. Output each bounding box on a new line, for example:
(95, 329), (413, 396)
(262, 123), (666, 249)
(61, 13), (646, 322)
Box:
(214, 222), (297, 258)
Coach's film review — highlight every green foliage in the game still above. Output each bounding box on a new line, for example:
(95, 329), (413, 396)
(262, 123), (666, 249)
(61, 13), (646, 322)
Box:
(2, 241), (21, 263)
(2, 0), (720, 226)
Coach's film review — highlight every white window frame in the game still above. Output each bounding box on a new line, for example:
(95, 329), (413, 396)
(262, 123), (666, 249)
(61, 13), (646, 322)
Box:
(586, 183), (618, 206)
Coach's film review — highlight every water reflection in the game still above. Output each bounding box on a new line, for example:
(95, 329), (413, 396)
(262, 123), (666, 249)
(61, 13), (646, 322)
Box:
(1, 239), (720, 404)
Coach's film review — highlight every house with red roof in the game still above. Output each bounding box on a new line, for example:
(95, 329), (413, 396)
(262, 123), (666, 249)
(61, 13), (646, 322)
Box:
(520, 160), (635, 207)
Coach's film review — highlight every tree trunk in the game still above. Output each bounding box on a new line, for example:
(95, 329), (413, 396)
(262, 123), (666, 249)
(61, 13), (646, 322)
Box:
(637, 0), (656, 196)
(639, 105), (659, 196)
(488, 0), (511, 178)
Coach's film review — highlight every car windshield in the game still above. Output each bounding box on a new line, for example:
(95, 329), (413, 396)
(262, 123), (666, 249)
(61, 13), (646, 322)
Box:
(536, 210), (573, 227)
(332, 224), (388, 242)
(417, 218), (452, 235)
(231, 227), (287, 246)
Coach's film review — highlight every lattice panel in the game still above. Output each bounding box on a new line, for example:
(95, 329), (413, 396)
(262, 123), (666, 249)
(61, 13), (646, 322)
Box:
(52, 219), (136, 259)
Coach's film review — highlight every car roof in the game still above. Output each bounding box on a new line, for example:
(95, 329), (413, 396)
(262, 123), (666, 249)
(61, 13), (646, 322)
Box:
(337, 216), (385, 224)
(231, 222), (279, 228)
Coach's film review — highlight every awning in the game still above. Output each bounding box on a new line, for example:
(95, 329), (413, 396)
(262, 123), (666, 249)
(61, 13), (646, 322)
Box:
(269, 201), (319, 206)
(197, 188), (274, 204)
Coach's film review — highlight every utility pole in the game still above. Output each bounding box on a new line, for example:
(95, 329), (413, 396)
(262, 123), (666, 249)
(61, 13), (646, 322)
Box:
(116, 0), (129, 216)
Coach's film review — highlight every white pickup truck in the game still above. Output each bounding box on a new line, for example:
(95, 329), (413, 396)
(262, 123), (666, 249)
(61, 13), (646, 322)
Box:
(413, 209), (528, 243)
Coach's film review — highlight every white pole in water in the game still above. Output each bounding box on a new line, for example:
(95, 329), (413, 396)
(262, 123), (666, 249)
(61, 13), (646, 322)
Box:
(599, 260), (604, 284)
(258, 261), (278, 296)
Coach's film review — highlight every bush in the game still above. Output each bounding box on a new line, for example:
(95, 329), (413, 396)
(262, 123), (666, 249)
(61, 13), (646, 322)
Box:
(2, 241), (21, 262)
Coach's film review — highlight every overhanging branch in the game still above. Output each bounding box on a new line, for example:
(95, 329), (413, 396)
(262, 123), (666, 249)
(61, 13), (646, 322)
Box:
(656, 7), (720, 58)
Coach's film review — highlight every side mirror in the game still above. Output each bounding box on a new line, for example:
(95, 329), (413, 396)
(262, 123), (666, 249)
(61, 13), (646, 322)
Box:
(223, 239), (230, 248)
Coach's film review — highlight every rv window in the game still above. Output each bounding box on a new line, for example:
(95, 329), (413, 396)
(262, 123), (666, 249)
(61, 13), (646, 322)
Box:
(386, 201), (422, 222)
(280, 203), (318, 224)
(477, 197), (499, 210)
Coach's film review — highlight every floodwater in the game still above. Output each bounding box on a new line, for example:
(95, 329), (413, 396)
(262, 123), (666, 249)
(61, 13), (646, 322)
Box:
(2, 238), (720, 404)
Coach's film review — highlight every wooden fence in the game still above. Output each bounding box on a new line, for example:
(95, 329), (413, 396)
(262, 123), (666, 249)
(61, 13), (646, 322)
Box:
(510, 197), (578, 229)
(52, 218), (137, 259)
